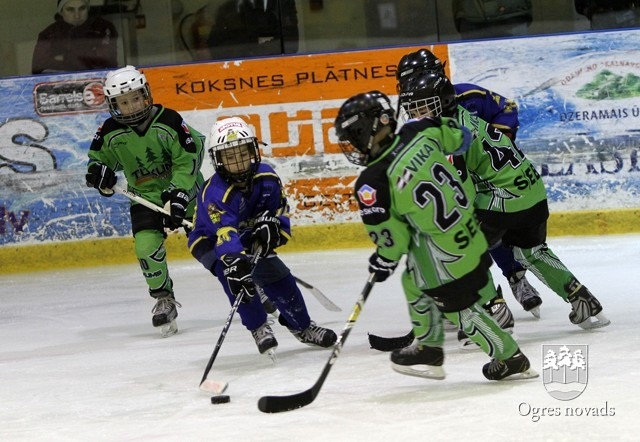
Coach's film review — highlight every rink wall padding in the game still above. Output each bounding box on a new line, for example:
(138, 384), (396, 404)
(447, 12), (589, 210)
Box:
(5, 31), (640, 274)
(2, 208), (639, 275)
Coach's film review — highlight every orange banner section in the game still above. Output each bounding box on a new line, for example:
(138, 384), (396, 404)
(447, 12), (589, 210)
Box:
(146, 45), (449, 111)
(284, 175), (359, 218)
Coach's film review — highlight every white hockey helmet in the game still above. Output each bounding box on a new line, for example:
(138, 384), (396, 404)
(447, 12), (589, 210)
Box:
(208, 117), (261, 185)
(103, 65), (153, 125)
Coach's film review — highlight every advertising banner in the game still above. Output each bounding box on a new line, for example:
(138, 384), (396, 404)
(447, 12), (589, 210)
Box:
(1, 32), (639, 246)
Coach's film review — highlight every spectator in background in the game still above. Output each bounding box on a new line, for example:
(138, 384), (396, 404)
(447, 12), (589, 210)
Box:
(453, 0), (532, 40)
(207, 0), (298, 60)
(575, 0), (639, 30)
(32, 0), (118, 74)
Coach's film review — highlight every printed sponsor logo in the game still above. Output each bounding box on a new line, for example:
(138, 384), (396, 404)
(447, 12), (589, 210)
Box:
(357, 184), (377, 206)
(33, 78), (108, 116)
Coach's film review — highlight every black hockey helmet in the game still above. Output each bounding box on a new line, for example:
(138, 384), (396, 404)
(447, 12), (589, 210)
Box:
(398, 72), (458, 120)
(396, 48), (446, 93)
(334, 90), (397, 166)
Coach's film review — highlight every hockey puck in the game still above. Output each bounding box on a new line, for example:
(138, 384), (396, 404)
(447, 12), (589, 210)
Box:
(211, 395), (230, 404)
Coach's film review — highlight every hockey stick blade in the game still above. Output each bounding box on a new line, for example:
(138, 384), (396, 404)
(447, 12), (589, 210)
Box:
(257, 273), (376, 413)
(294, 276), (342, 312)
(368, 330), (414, 352)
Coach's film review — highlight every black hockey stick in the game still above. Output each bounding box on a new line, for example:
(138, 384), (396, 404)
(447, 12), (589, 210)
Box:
(257, 273), (377, 413)
(369, 330), (415, 351)
(199, 248), (262, 393)
(293, 276), (342, 312)
(368, 330), (414, 352)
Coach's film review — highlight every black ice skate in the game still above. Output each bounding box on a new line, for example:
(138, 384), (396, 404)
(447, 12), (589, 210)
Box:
(567, 283), (610, 330)
(251, 322), (278, 361)
(484, 286), (515, 333)
(390, 344), (445, 380)
(508, 270), (542, 319)
(290, 321), (337, 348)
(482, 350), (539, 381)
(150, 289), (181, 338)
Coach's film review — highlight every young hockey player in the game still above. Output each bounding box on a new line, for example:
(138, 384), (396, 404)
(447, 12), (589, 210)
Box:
(396, 48), (542, 318)
(187, 116), (337, 359)
(334, 90), (537, 381)
(85, 65), (205, 337)
(397, 72), (610, 331)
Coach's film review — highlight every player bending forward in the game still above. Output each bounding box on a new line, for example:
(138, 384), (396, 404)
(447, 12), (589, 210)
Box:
(188, 117), (337, 360)
(398, 72), (610, 331)
(334, 90), (537, 381)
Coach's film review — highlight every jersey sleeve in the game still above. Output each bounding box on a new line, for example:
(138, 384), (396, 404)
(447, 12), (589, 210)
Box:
(253, 165), (292, 240)
(454, 83), (519, 138)
(355, 164), (411, 262)
(87, 120), (122, 172)
(160, 108), (205, 193)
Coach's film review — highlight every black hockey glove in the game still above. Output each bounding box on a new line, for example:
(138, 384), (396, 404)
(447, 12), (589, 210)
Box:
(161, 188), (189, 229)
(368, 252), (399, 283)
(251, 211), (283, 257)
(86, 163), (117, 197)
(221, 253), (256, 303)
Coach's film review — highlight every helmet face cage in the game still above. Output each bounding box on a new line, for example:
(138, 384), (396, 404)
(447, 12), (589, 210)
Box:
(398, 73), (457, 122)
(335, 91), (396, 166)
(401, 96), (443, 120)
(104, 66), (153, 125)
(210, 139), (261, 184)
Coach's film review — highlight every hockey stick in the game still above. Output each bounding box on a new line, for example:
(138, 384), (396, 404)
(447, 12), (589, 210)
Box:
(115, 185), (337, 312)
(293, 276), (342, 312)
(199, 247), (262, 394)
(368, 330), (414, 352)
(257, 273), (377, 413)
(112, 185), (194, 229)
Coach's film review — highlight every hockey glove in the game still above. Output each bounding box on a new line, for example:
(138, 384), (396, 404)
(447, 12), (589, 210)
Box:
(161, 188), (189, 229)
(251, 211), (282, 257)
(368, 252), (399, 283)
(221, 253), (256, 303)
(86, 163), (117, 197)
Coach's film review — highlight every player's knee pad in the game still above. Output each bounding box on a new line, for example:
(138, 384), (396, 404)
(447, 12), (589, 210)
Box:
(134, 229), (166, 263)
(252, 256), (290, 286)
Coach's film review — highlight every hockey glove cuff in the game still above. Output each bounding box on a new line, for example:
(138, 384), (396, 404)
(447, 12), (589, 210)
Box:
(221, 253), (256, 303)
(161, 188), (189, 229)
(251, 211), (282, 257)
(86, 163), (117, 197)
(368, 252), (399, 283)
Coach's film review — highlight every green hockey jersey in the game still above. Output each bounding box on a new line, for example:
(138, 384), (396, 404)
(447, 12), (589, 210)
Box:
(88, 105), (205, 206)
(448, 106), (547, 215)
(354, 117), (489, 291)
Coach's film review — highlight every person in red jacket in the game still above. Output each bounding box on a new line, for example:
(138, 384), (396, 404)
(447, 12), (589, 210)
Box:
(32, 0), (118, 74)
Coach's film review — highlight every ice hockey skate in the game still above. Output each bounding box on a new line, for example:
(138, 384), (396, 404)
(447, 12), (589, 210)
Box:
(289, 321), (337, 348)
(390, 344), (445, 380)
(251, 322), (278, 361)
(482, 350), (539, 381)
(508, 270), (542, 318)
(484, 286), (515, 333)
(151, 291), (181, 338)
(567, 284), (610, 330)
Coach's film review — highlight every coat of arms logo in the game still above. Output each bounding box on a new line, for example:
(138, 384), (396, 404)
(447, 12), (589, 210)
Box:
(542, 344), (588, 401)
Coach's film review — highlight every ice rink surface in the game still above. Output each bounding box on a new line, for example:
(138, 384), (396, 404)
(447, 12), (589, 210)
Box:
(2, 234), (639, 441)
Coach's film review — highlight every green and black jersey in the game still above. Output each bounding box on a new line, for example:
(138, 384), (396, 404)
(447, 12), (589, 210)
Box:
(449, 106), (548, 224)
(88, 105), (205, 206)
(354, 117), (489, 291)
